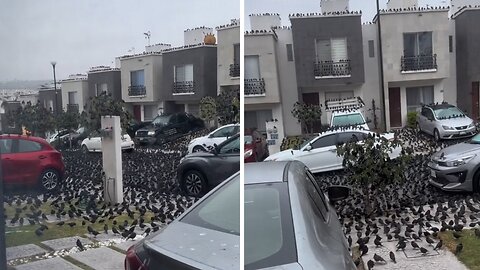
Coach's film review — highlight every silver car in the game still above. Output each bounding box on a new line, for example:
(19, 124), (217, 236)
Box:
(417, 103), (476, 141)
(124, 172), (239, 270)
(245, 161), (355, 270)
(429, 134), (480, 192)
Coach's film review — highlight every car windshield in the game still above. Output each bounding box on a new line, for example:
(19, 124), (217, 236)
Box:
(469, 133), (480, 144)
(297, 136), (316, 150)
(151, 115), (172, 126)
(433, 106), (465, 119)
(244, 135), (253, 144)
(332, 113), (365, 126)
(245, 183), (297, 269)
(181, 174), (240, 235)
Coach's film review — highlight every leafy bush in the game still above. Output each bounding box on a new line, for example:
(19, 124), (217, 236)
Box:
(291, 102), (322, 134)
(407, 111), (418, 129)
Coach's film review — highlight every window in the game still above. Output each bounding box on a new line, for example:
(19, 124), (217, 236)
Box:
(311, 134), (337, 149)
(286, 44), (293, 61)
(0, 139), (13, 154)
(219, 136), (240, 154)
(337, 132), (368, 144)
(244, 55), (260, 79)
(403, 32), (432, 56)
(68, 92), (77, 104)
(315, 38), (348, 62)
(407, 86), (434, 112)
(244, 110), (272, 134)
(18, 139), (42, 153)
(306, 170), (329, 220)
(96, 83), (108, 96)
(368, 40), (375, 58)
(143, 105), (156, 121)
(233, 44), (240, 64)
(449, 35), (453, 53)
(212, 126), (237, 138)
(130, 70), (145, 86)
(332, 113), (366, 127)
(174, 64), (193, 82)
(182, 174), (239, 235)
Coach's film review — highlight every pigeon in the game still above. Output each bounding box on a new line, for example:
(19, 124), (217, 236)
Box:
(455, 243), (463, 255)
(367, 259), (375, 270)
(420, 247), (428, 255)
(389, 251), (396, 263)
(434, 240), (443, 250)
(76, 239), (85, 251)
(373, 253), (386, 264)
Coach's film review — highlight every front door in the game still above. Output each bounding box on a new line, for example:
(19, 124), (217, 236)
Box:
(472, 82), (480, 121)
(302, 93), (322, 133)
(133, 105), (141, 121)
(389, 87), (402, 128)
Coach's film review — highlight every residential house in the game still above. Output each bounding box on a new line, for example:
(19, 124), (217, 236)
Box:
(38, 82), (62, 115)
(60, 74), (89, 113)
(216, 19), (240, 95)
(87, 66), (122, 101)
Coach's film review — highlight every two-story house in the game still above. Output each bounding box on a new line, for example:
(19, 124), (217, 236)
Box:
(87, 66), (122, 102)
(60, 74), (89, 114)
(38, 82), (62, 115)
(216, 19), (240, 96)
(378, 0), (454, 130)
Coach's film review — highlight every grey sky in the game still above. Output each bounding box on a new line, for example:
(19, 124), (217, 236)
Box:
(0, 0), (238, 82)
(245, 0), (448, 29)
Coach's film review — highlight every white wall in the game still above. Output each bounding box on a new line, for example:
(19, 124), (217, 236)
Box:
(184, 27), (213, 46)
(120, 54), (162, 103)
(321, 0), (349, 13)
(61, 79), (88, 113)
(387, 0), (418, 9)
(249, 14), (281, 30)
(217, 24), (240, 93)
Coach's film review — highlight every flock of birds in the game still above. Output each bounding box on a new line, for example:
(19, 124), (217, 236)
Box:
(3, 129), (211, 251)
(315, 128), (480, 269)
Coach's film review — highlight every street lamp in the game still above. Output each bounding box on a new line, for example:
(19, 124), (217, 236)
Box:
(51, 61), (57, 115)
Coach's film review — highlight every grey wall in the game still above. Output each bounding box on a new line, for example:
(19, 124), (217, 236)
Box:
(88, 70), (122, 101)
(290, 15), (365, 88)
(161, 46), (217, 102)
(455, 10), (480, 115)
(39, 89), (62, 113)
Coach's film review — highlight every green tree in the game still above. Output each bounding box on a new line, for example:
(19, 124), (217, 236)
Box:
(216, 89), (240, 125)
(81, 92), (132, 132)
(55, 109), (80, 131)
(6, 101), (55, 137)
(291, 102), (322, 134)
(199, 96), (217, 126)
(336, 133), (413, 216)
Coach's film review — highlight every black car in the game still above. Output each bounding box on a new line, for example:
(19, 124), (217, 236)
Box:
(135, 113), (204, 145)
(177, 133), (240, 197)
(126, 119), (152, 139)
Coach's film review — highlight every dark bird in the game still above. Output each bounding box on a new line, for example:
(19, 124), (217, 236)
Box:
(420, 247), (428, 255)
(367, 259), (375, 270)
(76, 239), (85, 251)
(396, 240), (406, 251)
(455, 243), (463, 255)
(56, 221), (65, 226)
(112, 226), (120, 235)
(453, 231), (462, 239)
(411, 241), (420, 249)
(374, 236), (383, 247)
(426, 236), (435, 245)
(104, 224), (108, 234)
(126, 232), (137, 240)
(389, 251), (396, 263)
(360, 244), (369, 256)
(434, 240), (443, 250)
(373, 253), (386, 264)
(34, 228), (43, 237)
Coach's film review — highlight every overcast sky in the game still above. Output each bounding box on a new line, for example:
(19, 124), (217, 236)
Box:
(245, 0), (448, 29)
(0, 0), (239, 82)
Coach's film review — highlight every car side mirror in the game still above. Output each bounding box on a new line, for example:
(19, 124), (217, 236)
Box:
(327, 185), (350, 203)
(304, 144), (312, 151)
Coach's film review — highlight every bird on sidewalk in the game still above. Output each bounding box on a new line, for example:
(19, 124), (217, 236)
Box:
(433, 240), (443, 250)
(389, 251), (396, 263)
(367, 259), (375, 270)
(76, 239), (85, 251)
(373, 253), (386, 264)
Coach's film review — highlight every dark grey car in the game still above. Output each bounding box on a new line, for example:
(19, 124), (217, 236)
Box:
(177, 133), (240, 197)
(245, 161), (355, 270)
(124, 173), (240, 270)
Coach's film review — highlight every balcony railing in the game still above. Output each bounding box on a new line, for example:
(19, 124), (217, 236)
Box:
(229, 63), (240, 77)
(244, 78), (265, 96)
(128, 85), (146, 97)
(401, 54), (437, 72)
(67, 104), (79, 113)
(173, 81), (195, 95)
(314, 60), (351, 78)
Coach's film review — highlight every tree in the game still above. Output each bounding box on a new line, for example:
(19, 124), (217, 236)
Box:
(81, 92), (132, 132)
(291, 102), (322, 134)
(6, 101), (55, 137)
(55, 109), (80, 131)
(216, 89), (240, 125)
(199, 96), (217, 126)
(336, 133), (413, 217)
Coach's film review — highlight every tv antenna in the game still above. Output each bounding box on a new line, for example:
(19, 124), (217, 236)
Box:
(144, 31), (151, 46)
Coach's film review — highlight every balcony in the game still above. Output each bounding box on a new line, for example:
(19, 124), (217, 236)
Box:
(128, 85), (146, 97)
(314, 60), (351, 78)
(401, 54), (437, 73)
(173, 81), (195, 95)
(67, 104), (79, 113)
(245, 78), (265, 96)
(229, 63), (240, 77)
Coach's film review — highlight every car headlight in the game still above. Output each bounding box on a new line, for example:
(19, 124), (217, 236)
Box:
(445, 155), (476, 167)
(244, 149), (253, 158)
(442, 125), (455, 130)
(147, 131), (155, 136)
(468, 122), (475, 128)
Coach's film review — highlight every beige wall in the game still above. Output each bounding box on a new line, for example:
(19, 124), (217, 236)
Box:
(61, 80), (88, 113)
(217, 25), (240, 93)
(120, 54), (163, 103)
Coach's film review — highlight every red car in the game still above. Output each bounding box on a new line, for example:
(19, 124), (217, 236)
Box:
(244, 128), (269, 163)
(0, 135), (65, 191)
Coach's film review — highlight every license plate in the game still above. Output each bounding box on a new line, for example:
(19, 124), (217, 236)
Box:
(430, 169), (436, 178)
(460, 131), (466, 135)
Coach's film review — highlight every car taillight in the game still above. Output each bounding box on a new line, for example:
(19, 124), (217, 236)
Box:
(125, 245), (148, 270)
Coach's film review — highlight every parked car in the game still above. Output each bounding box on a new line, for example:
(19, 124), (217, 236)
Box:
(47, 129), (71, 144)
(244, 128), (269, 163)
(417, 103), (476, 141)
(69, 127), (90, 146)
(80, 131), (134, 153)
(135, 112), (204, 145)
(187, 123), (240, 153)
(428, 133), (480, 192)
(0, 134), (65, 191)
(126, 119), (152, 139)
(244, 161), (355, 270)
(124, 172), (240, 270)
(264, 129), (400, 173)
(330, 110), (369, 130)
(177, 133), (240, 197)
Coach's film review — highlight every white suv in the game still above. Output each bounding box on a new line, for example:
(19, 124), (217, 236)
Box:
(187, 123), (240, 153)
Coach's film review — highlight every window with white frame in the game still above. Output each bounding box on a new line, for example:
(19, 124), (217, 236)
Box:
(130, 70), (145, 86)
(406, 86), (434, 112)
(174, 64), (193, 82)
(403, 32), (432, 56)
(244, 55), (260, 80)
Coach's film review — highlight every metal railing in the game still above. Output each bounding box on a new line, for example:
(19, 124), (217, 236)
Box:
(128, 85), (146, 96)
(173, 81), (195, 94)
(229, 63), (240, 77)
(401, 54), (437, 72)
(244, 78), (265, 96)
(314, 60), (351, 77)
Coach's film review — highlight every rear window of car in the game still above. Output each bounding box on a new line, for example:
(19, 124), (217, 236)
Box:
(244, 183), (297, 270)
(0, 139), (14, 153)
(181, 174), (239, 235)
(332, 113), (365, 126)
(18, 139), (42, 152)
(244, 135), (253, 144)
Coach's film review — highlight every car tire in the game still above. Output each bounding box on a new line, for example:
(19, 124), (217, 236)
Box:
(192, 146), (205, 152)
(81, 145), (89, 154)
(181, 170), (208, 197)
(434, 129), (441, 142)
(474, 170), (480, 193)
(39, 169), (60, 192)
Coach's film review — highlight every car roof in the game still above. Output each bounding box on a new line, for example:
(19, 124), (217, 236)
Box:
(316, 128), (369, 137)
(0, 134), (48, 144)
(244, 161), (291, 184)
(331, 109), (363, 116)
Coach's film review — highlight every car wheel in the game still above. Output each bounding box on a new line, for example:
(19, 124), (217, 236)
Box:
(39, 169), (60, 192)
(192, 146), (205, 152)
(181, 170), (207, 197)
(433, 129), (441, 142)
(81, 145), (89, 154)
(474, 170), (480, 193)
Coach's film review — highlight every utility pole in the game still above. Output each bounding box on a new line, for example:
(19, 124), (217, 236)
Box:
(51, 61), (58, 115)
(376, 0), (387, 131)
